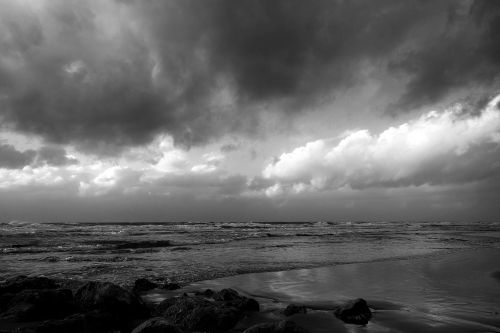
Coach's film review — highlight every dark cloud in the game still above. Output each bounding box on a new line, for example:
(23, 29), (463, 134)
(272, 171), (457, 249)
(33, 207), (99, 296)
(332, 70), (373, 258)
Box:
(0, 0), (497, 152)
(389, 0), (500, 112)
(36, 146), (78, 166)
(0, 143), (77, 169)
(0, 144), (35, 169)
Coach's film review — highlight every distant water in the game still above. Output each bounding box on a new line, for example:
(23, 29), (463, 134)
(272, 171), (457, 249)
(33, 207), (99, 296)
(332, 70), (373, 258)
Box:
(1, 221), (500, 285)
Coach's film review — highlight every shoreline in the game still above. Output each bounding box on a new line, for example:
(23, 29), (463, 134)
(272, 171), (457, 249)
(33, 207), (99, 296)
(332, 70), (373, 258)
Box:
(132, 245), (480, 289)
(0, 245), (467, 287)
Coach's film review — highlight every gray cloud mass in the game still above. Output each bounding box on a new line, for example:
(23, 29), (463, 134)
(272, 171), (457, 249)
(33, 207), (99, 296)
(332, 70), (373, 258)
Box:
(36, 146), (78, 166)
(0, 144), (76, 169)
(0, 0), (499, 153)
(0, 144), (35, 169)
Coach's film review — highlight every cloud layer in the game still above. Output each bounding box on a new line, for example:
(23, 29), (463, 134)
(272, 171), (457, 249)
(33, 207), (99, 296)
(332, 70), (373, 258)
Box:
(1, 1), (500, 221)
(0, 143), (76, 169)
(0, 0), (499, 152)
(264, 94), (500, 193)
(0, 144), (35, 169)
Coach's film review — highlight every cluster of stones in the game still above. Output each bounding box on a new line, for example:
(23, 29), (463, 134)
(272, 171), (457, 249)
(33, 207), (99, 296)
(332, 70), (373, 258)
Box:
(0, 276), (372, 333)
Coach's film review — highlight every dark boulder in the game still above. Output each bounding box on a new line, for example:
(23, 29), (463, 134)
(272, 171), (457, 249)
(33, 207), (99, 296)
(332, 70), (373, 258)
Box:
(213, 288), (240, 301)
(132, 317), (184, 333)
(0, 276), (58, 295)
(230, 297), (260, 312)
(283, 304), (307, 316)
(75, 281), (149, 318)
(155, 297), (179, 315)
(334, 298), (372, 325)
(243, 320), (308, 333)
(213, 288), (260, 312)
(0, 288), (75, 322)
(194, 289), (214, 297)
(156, 295), (242, 332)
(33, 310), (117, 333)
(134, 278), (158, 293)
(0, 293), (15, 313)
(161, 282), (181, 290)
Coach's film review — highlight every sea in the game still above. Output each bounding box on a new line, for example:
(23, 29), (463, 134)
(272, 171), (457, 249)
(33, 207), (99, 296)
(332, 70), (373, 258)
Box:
(1, 220), (500, 286)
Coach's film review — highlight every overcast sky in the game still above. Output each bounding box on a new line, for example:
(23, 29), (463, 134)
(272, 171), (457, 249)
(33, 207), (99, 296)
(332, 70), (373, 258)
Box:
(1, 0), (500, 222)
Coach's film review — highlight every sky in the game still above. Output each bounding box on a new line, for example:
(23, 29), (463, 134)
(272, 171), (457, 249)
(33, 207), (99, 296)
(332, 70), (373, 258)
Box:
(1, 0), (500, 222)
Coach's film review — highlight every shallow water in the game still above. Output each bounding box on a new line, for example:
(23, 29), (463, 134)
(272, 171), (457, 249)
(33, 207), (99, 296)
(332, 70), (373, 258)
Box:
(1, 220), (500, 285)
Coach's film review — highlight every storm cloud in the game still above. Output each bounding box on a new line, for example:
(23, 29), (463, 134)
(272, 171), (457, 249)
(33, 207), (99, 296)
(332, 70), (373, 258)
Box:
(36, 146), (78, 166)
(390, 0), (500, 111)
(0, 144), (35, 169)
(0, 143), (76, 169)
(1, 0), (499, 153)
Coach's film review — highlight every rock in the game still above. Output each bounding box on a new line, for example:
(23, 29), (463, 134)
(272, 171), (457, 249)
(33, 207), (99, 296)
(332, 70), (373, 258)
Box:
(0, 289), (76, 322)
(194, 289), (214, 297)
(213, 288), (240, 301)
(243, 320), (308, 333)
(213, 288), (260, 312)
(33, 310), (117, 333)
(283, 304), (307, 316)
(132, 317), (184, 333)
(231, 297), (260, 312)
(155, 297), (179, 315)
(334, 298), (372, 325)
(156, 295), (242, 332)
(0, 293), (15, 313)
(161, 282), (181, 290)
(134, 278), (158, 293)
(74, 281), (149, 318)
(0, 276), (58, 295)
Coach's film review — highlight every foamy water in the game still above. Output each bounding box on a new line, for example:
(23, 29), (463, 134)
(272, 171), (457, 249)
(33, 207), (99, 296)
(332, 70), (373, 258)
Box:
(1, 221), (499, 285)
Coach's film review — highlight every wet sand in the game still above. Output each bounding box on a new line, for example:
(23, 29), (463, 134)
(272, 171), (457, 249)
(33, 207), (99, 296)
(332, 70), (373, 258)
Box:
(147, 248), (500, 332)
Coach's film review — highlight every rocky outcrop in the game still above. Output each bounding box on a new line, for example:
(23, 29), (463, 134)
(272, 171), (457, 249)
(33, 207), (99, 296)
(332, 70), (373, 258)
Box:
(161, 282), (181, 290)
(0, 288), (75, 322)
(0, 277), (152, 332)
(155, 289), (259, 332)
(213, 288), (260, 312)
(0, 276), (58, 295)
(243, 320), (308, 333)
(132, 317), (184, 333)
(194, 288), (214, 297)
(133, 278), (158, 293)
(0, 276), (375, 333)
(33, 310), (117, 333)
(334, 298), (372, 325)
(156, 295), (242, 332)
(75, 281), (149, 317)
(213, 288), (240, 301)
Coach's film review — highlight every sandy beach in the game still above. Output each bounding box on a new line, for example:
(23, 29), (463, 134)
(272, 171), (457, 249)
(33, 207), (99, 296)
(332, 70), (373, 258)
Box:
(142, 248), (500, 332)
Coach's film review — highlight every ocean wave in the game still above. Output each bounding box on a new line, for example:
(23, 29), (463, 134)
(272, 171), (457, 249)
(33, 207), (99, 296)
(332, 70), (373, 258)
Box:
(1, 247), (54, 254)
(86, 239), (172, 250)
(5, 220), (42, 227)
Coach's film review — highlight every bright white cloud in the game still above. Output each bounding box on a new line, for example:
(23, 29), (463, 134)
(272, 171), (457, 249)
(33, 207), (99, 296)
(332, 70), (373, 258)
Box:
(263, 94), (500, 193)
(0, 132), (248, 199)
